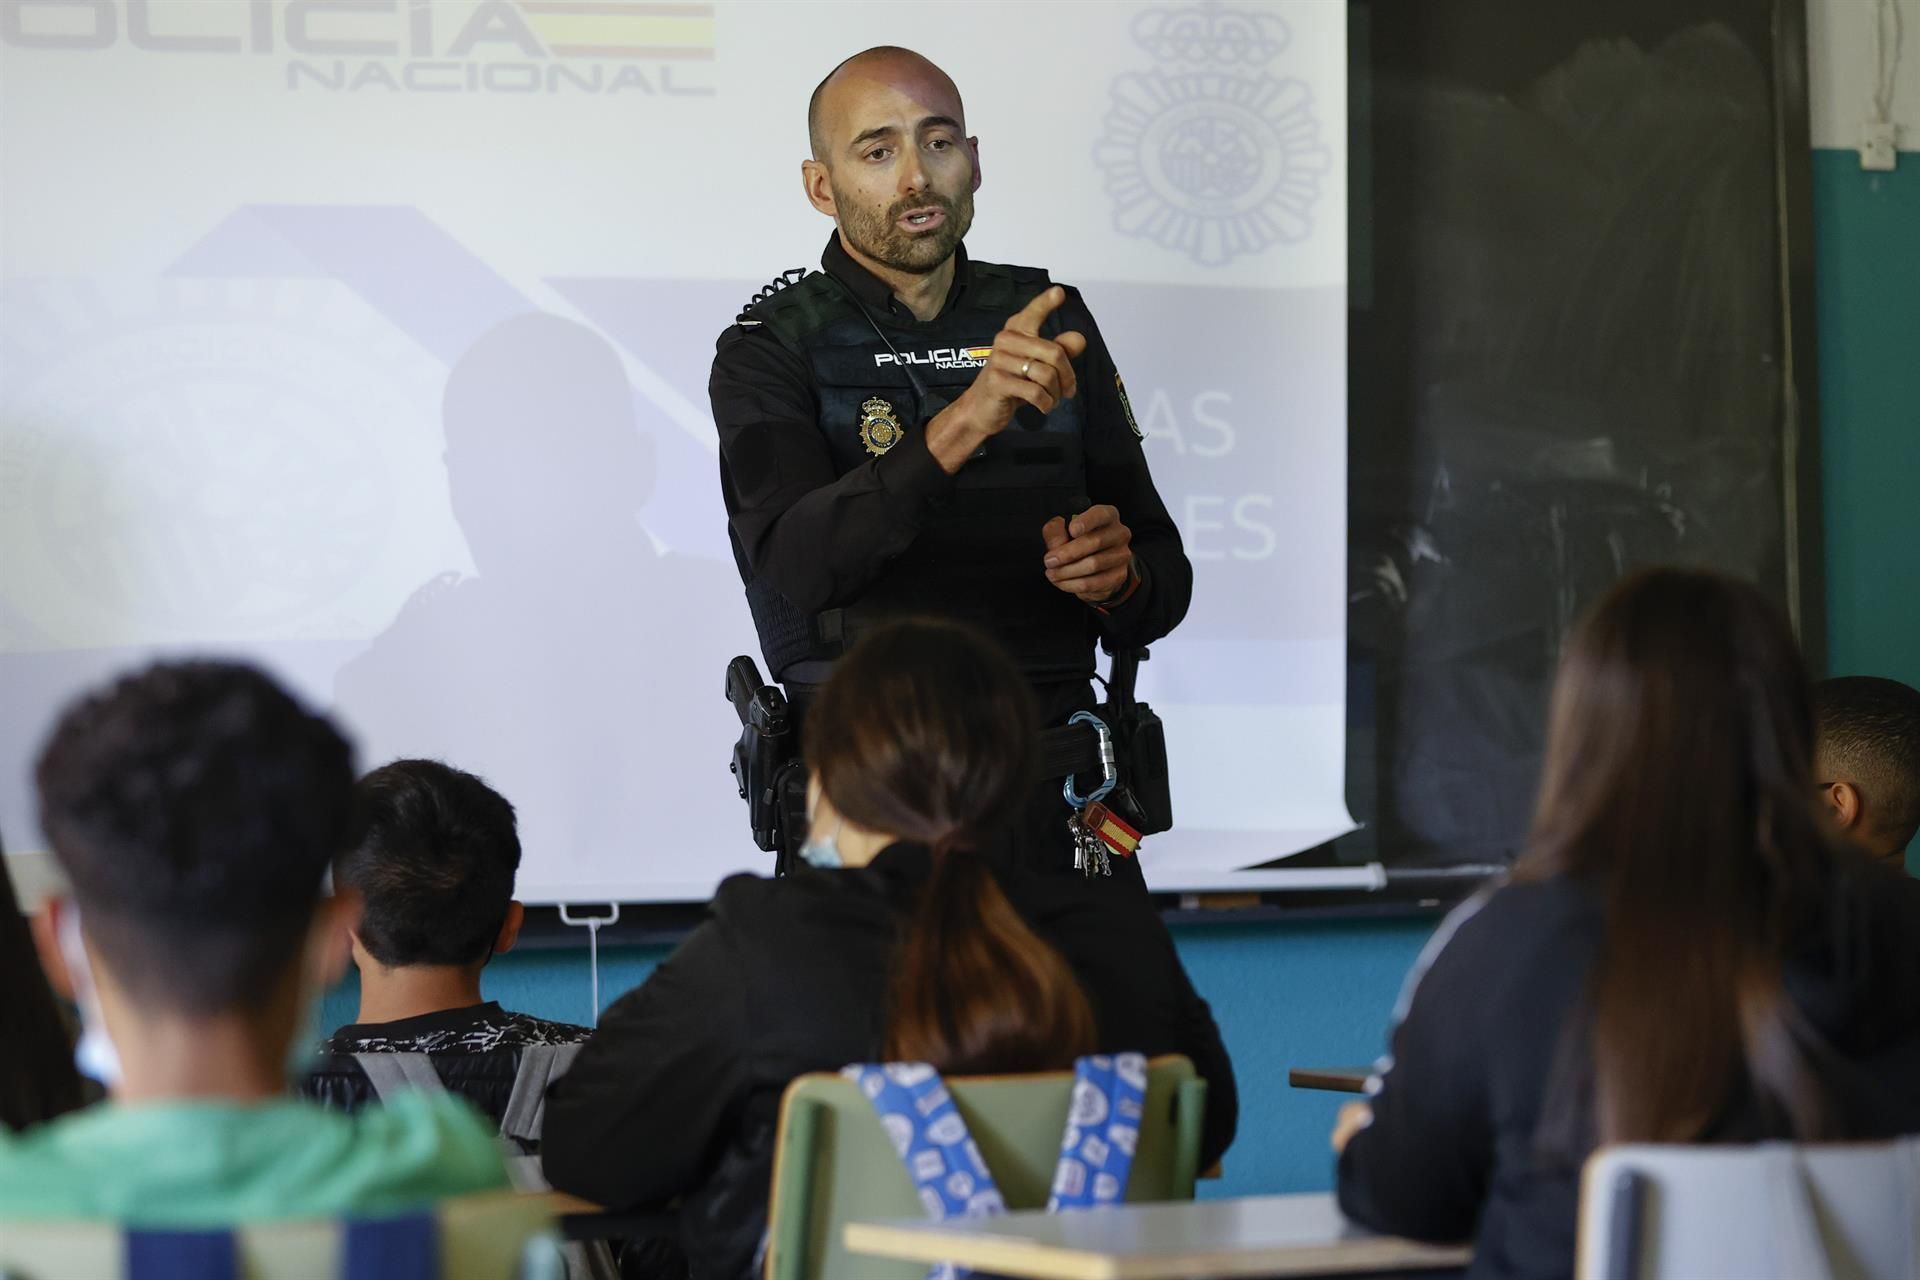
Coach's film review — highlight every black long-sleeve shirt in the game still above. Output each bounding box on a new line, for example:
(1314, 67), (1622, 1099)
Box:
(710, 237), (1192, 686)
(1337, 852), (1920, 1280)
(542, 843), (1238, 1280)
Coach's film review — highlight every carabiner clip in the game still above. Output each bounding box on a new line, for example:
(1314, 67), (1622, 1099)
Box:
(1062, 711), (1118, 808)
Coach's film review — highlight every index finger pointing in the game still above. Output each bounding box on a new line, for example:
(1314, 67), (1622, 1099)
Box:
(1004, 285), (1066, 337)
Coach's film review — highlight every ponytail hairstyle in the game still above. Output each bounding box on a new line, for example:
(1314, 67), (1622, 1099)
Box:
(803, 618), (1096, 1074)
(1518, 568), (1834, 1146)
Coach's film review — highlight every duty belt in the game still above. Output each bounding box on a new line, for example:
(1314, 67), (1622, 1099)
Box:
(786, 669), (1114, 793)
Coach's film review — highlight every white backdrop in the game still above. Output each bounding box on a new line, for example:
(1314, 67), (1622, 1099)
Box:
(0, 0), (1350, 901)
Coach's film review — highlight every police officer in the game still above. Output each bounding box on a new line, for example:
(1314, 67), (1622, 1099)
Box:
(711, 45), (1191, 881)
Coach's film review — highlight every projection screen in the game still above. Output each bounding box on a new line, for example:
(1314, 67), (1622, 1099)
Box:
(0, 0), (1349, 901)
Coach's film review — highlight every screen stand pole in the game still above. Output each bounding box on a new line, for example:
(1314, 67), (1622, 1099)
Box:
(557, 903), (622, 1026)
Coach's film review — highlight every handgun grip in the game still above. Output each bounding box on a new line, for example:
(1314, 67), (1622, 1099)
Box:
(725, 655), (764, 723)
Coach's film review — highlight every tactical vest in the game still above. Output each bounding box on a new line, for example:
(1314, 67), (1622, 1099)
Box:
(744, 261), (1095, 686)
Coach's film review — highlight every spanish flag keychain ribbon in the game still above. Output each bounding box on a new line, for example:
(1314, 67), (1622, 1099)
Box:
(1078, 801), (1142, 861)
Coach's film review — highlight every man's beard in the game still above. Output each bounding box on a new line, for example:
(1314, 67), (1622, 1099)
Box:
(835, 186), (974, 274)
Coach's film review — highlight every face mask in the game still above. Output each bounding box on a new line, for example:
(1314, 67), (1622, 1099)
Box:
(283, 962), (330, 1082)
(57, 906), (122, 1089)
(58, 902), (333, 1088)
(283, 881), (341, 1079)
(798, 823), (844, 870)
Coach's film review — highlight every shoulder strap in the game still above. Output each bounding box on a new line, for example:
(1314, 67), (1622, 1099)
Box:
(844, 1063), (1004, 1224)
(499, 1042), (583, 1145)
(1047, 1053), (1148, 1212)
(352, 1052), (446, 1103)
(966, 260), (1053, 314)
(752, 271), (865, 350)
(734, 267), (810, 325)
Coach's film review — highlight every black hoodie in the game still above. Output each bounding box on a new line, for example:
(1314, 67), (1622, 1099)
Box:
(1338, 848), (1920, 1280)
(541, 843), (1238, 1280)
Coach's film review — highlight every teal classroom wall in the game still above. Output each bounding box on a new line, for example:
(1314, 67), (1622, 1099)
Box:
(1812, 152), (1920, 693)
(318, 146), (1920, 1198)
(317, 917), (1437, 1200)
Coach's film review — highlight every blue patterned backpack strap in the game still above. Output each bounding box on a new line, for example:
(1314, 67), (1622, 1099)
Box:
(844, 1063), (1005, 1280)
(1047, 1053), (1149, 1211)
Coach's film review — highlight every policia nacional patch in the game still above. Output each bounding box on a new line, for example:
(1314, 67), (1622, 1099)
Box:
(1116, 374), (1144, 440)
(860, 397), (904, 456)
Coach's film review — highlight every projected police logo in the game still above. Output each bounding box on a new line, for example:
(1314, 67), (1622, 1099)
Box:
(0, 279), (423, 647)
(1094, 4), (1331, 266)
(0, 0), (715, 96)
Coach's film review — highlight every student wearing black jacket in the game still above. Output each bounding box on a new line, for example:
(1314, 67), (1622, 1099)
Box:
(300, 760), (588, 1136)
(542, 620), (1236, 1280)
(1336, 569), (1920, 1280)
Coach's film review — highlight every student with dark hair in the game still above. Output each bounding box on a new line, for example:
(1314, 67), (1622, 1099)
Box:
(1813, 675), (1920, 863)
(1334, 570), (1920, 1280)
(1, 847), (85, 1134)
(542, 618), (1236, 1280)
(0, 662), (507, 1222)
(303, 760), (588, 1135)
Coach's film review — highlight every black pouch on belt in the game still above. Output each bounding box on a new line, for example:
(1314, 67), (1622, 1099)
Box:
(1097, 646), (1173, 836)
(1103, 703), (1172, 835)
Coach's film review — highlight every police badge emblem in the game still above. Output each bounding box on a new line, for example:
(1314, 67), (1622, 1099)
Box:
(859, 397), (904, 456)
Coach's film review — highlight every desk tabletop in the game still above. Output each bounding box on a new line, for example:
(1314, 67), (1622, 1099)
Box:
(843, 1192), (1471, 1280)
(1288, 1067), (1373, 1094)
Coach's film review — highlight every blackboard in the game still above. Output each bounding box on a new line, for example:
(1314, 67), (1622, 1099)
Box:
(1331, 0), (1821, 874)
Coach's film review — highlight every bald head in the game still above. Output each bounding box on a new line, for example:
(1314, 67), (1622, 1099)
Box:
(807, 46), (965, 162)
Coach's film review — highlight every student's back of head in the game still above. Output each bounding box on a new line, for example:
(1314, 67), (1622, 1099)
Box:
(36, 661), (355, 1036)
(6, 661), (511, 1227)
(1518, 568), (1835, 1145)
(1813, 675), (1920, 864)
(304, 759), (589, 1135)
(335, 759), (523, 972)
(803, 617), (1096, 1074)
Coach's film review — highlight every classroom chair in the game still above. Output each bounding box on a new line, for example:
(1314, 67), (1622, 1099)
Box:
(1577, 1138), (1920, 1280)
(0, 1188), (561, 1280)
(763, 1054), (1206, 1280)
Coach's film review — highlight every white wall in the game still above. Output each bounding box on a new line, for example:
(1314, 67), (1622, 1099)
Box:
(1808, 0), (1918, 150)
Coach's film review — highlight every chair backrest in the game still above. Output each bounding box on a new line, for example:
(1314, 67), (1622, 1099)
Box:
(0, 1189), (558, 1280)
(763, 1054), (1205, 1280)
(1577, 1140), (1920, 1280)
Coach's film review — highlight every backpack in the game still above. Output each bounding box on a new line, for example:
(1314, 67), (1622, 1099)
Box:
(351, 1043), (581, 1170)
(352, 1045), (619, 1280)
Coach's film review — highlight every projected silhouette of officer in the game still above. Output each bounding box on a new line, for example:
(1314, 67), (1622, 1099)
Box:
(335, 312), (743, 890)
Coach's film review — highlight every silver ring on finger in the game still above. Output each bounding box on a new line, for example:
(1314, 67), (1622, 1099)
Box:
(1019, 359), (1033, 379)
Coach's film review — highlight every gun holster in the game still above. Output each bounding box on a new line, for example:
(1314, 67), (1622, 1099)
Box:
(725, 655), (809, 874)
